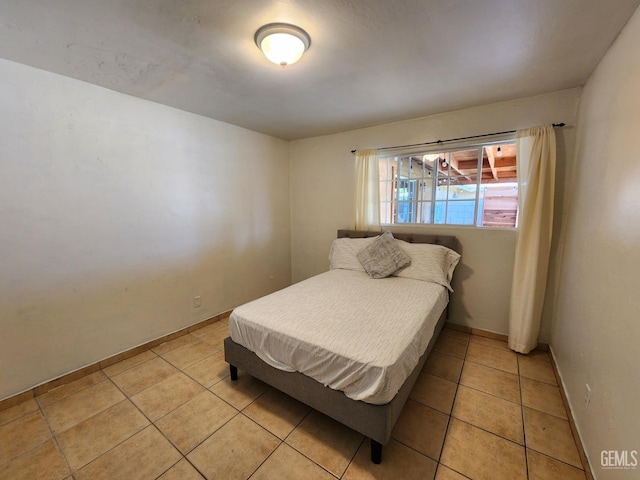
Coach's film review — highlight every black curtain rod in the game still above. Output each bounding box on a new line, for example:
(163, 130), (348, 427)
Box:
(350, 123), (566, 154)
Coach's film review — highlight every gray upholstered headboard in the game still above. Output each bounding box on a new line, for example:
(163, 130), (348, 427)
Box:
(337, 229), (458, 253)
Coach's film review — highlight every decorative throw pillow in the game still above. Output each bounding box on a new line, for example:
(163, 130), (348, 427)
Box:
(356, 231), (411, 278)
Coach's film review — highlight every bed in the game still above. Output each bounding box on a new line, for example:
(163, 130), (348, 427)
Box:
(224, 229), (459, 463)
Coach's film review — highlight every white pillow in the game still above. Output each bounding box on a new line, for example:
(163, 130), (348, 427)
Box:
(394, 241), (461, 292)
(328, 236), (378, 272)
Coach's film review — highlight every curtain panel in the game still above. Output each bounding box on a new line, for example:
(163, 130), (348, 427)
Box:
(508, 126), (556, 353)
(354, 149), (381, 231)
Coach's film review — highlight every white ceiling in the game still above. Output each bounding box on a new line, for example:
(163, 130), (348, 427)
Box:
(1, 0), (639, 140)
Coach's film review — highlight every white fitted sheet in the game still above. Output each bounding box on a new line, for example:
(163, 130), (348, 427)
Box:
(229, 269), (448, 405)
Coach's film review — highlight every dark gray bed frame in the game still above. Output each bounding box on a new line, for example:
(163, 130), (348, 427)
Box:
(224, 229), (458, 464)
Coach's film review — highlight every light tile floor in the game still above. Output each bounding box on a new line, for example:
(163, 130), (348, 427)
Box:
(0, 321), (589, 480)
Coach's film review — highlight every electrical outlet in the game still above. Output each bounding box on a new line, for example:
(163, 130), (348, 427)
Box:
(193, 295), (202, 308)
(585, 383), (592, 408)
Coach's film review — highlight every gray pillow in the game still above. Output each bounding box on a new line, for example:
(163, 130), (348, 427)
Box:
(357, 231), (411, 279)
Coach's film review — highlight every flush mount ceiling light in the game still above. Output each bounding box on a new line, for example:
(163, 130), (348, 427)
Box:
(255, 23), (311, 67)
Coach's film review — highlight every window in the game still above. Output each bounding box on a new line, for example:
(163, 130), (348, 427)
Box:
(379, 140), (518, 228)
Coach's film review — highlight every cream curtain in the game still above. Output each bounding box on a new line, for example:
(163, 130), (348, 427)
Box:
(354, 149), (381, 231)
(508, 126), (556, 353)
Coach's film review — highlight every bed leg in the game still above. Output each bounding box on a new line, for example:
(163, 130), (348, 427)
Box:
(371, 440), (382, 464)
(230, 365), (238, 381)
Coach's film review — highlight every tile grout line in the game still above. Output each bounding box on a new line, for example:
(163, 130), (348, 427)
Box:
(435, 337), (466, 479)
(183, 455), (208, 480)
(463, 356), (559, 386)
(146, 379), (243, 466)
(390, 436), (442, 467)
(75, 363), (238, 478)
(242, 397), (347, 478)
(518, 351), (589, 477)
(340, 436), (366, 479)
(36, 371), (112, 409)
(517, 353), (531, 480)
(242, 392), (354, 479)
(103, 350), (161, 380)
(526, 448), (591, 473)
(277, 409), (342, 478)
(448, 416), (528, 450)
(340, 436), (364, 479)
(65, 378), (153, 477)
(63, 368), (197, 476)
(467, 337), (514, 351)
(178, 356), (230, 395)
(35, 389), (76, 478)
(235, 413), (284, 479)
(548, 347), (594, 479)
(179, 408), (241, 458)
(144, 425), (184, 480)
(458, 380), (522, 407)
(150, 333), (199, 357)
(164, 379), (283, 476)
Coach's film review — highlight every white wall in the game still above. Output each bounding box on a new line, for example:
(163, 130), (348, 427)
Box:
(0, 59), (291, 400)
(550, 7), (640, 478)
(289, 89), (579, 337)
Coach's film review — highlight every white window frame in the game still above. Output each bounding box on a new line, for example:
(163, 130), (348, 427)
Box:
(378, 134), (517, 228)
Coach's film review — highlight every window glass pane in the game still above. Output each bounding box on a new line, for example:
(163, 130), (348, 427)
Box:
(380, 201), (392, 224)
(396, 157), (410, 180)
(437, 153), (449, 178)
(409, 156), (424, 179)
(479, 143), (518, 228)
(450, 149), (480, 179)
(378, 157), (391, 205)
(396, 180), (406, 201)
(481, 144), (517, 184)
(396, 201), (415, 223)
(379, 180), (391, 205)
(479, 183), (518, 227)
(378, 158), (389, 182)
(436, 178), (449, 200)
(418, 201), (433, 223)
(448, 175), (478, 200)
(418, 178), (433, 202)
(446, 200), (476, 225)
(379, 159), (388, 204)
(389, 157), (400, 181)
(422, 154), (438, 178)
(434, 201), (447, 224)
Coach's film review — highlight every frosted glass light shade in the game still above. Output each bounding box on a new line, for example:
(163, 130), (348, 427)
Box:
(260, 33), (305, 66)
(255, 23), (310, 67)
